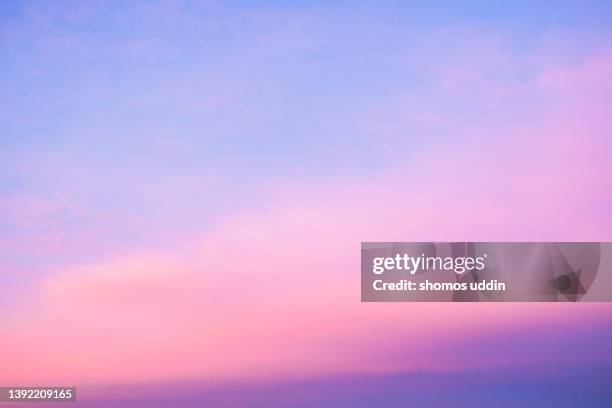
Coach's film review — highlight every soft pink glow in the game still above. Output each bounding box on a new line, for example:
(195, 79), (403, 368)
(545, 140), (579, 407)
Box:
(2, 28), (612, 389)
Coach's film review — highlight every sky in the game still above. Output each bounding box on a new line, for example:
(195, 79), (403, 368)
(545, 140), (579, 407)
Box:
(1, 1), (612, 406)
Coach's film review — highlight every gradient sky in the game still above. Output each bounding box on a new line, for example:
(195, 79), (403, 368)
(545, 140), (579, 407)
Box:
(1, 0), (612, 405)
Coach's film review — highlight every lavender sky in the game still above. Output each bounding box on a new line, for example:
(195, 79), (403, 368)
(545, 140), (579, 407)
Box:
(1, 1), (612, 406)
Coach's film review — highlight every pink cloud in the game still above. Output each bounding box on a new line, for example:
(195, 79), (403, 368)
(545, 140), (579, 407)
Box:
(3, 113), (611, 386)
(2, 46), (612, 388)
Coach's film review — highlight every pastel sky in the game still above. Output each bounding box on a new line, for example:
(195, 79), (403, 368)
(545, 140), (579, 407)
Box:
(1, 1), (612, 406)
